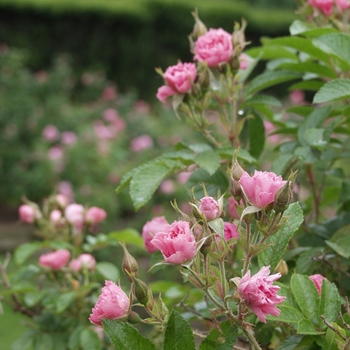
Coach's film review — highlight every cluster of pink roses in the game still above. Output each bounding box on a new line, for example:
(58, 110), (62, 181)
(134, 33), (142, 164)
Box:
(308, 0), (350, 16)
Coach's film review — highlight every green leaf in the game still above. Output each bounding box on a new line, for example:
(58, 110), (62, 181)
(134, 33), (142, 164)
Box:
(319, 279), (341, 324)
(115, 167), (138, 194)
(164, 310), (195, 350)
(102, 320), (156, 350)
(68, 326), (84, 350)
(199, 320), (238, 350)
(313, 78), (350, 104)
(208, 218), (224, 238)
(277, 335), (315, 350)
(14, 241), (43, 265)
(248, 112), (265, 159)
(80, 329), (102, 350)
(295, 248), (323, 274)
(108, 228), (145, 249)
(33, 332), (54, 350)
(291, 274), (320, 323)
(246, 46), (297, 60)
(130, 159), (180, 210)
(11, 330), (36, 350)
(289, 19), (337, 37)
(297, 318), (323, 335)
(277, 62), (336, 79)
(245, 70), (302, 96)
(56, 291), (76, 314)
(258, 202), (303, 271)
(266, 304), (304, 324)
(24, 290), (46, 307)
(271, 154), (294, 175)
(194, 150), (221, 176)
(242, 94), (282, 107)
(289, 80), (325, 92)
(95, 262), (120, 282)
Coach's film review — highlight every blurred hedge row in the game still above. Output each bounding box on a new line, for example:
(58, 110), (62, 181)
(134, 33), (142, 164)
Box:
(0, 0), (297, 100)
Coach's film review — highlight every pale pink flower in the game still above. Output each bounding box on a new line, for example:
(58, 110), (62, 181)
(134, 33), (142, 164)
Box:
(93, 120), (117, 140)
(85, 206), (107, 225)
(309, 274), (327, 294)
(102, 86), (117, 101)
(65, 203), (85, 230)
(264, 121), (280, 144)
(151, 220), (196, 264)
(159, 179), (175, 194)
(237, 266), (285, 323)
(61, 131), (77, 145)
(142, 216), (169, 253)
(18, 204), (38, 224)
(69, 253), (96, 271)
(239, 53), (249, 70)
(289, 90), (305, 105)
(134, 100), (150, 114)
(227, 197), (242, 220)
(199, 196), (221, 221)
(56, 194), (69, 208)
(336, 0), (350, 9)
(89, 280), (130, 327)
(177, 171), (192, 185)
(194, 28), (233, 68)
(130, 134), (153, 152)
(48, 146), (63, 160)
(156, 62), (196, 102)
(103, 108), (126, 132)
(81, 72), (94, 86)
(239, 171), (286, 209)
(50, 209), (62, 223)
(308, 0), (334, 15)
(42, 125), (60, 142)
(39, 249), (70, 270)
(35, 70), (48, 83)
(57, 181), (74, 202)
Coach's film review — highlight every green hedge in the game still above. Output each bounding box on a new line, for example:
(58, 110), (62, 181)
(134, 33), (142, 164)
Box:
(0, 0), (297, 99)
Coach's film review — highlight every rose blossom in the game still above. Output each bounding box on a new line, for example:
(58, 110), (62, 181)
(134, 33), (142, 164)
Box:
(194, 28), (233, 68)
(199, 196), (220, 221)
(85, 206), (107, 225)
(89, 280), (130, 327)
(39, 249), (70, 270)
(336, 0), (350, 9)
(308, 0), (334, 15)
(69, 253), (96, 271)
(235, 266), (286, 323)
(50, 209), (62, 223)
(61, 131), (77, 145)
(159, 179), (175, 194)
(223, 222), (239, 241)
(65, 203), (85, 230)
(130, 134), (153, 152)
(56, 194), (69, 208)
(151, 220), (196, 264)
(42, 125), (59, 142)
(239, 170), (287, 209)
(227, 197), (242, 220)
(142, 216), (169, 253)
(156, 62), (196, 102)
(309, 274), (327, 294)
(18, 204), (38, 224)
(239, 53), (249, 70)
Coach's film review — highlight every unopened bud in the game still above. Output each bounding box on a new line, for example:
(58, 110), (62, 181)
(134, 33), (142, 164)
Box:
(191, 10), (207, 40)
(273, 180), (293, 213)
(120, 242), (139, 282)
(128, 311), (143, 324)
(200, 234), (215, 255)
(231, 157), (244, 181)
(132, 277), (149, 305)
(197, 65), (211, 89)
(274, 259), (288, 276)
(232, 18), (247, 52)
(230, 179), (242, 201)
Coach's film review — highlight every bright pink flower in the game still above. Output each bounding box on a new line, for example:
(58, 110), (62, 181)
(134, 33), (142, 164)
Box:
(69, 253), (96, 271)
(239, 53), (249, 70)
(199, 196), (220, 221)
(223, 222), (239, 241)
(61, 131), (77, 145)
(130, 134), (153, 152)
(151, 220), (196, 264)
(142, 216), (169, 253)
(156, 85), (177, 102)
(85, 206), (107, 225)
(39, 249), (70, 270)
(308, 0), (334, 15)
(227, 197), (242, 220)
(18, 204), (38, 224)
(194, 28), (233, 68)
(65, 203), (85, 230)
(309, 274), (327, 294)
(239, 171), (286, 209)
(237, 266), (285, 323)
(89, 280), (130, 327)
(42, 125), (60, 142)
(50, 209), (62, 223)
(335, 0), (350, 9)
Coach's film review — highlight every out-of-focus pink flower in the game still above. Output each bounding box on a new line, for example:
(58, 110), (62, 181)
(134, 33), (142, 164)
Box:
(85, 206), (107, 225)
(102, 86), (117, 101)
(151, 220), (196, 264)
(236, 266), (285, 323)
(142, 216), (169, 253)
(39, 249), (70, 270)
(335, 0), (350, 9)
(239, 171), (286, 209)
(50, 209), (62, 223)
(89, 281), (130, 327)
(56, 194), (69, 208)
(57, 181), (74, 202)
(103, 108), (126, 132)
(289, 90), (305, 105)
(93, 120), (117, 140)
(61, 131), (77, 145)
(177, 171), (192, 185)
(42, 125), (60, 142)
(264, 121), (280, 144)
(81, 72), (94, 86)
(308, 0), (334, 15)
(194, 28), (233, 68)
(239, 53), (249, 70)
(223, 222), (239, 241)
(199, 196), (221, 221)
(48, 146), (63, 160)
(309, 274), (327, 294)
(156, 62), (196, 102)
(227, 197), (242, 220)
(69, 253), (96, 271)
(0, 43), (9, 55)
(18, 204), (40, 224)
(134, 100), (150, 114)
(108, 172), (120, 184)
(159, 179), (175, 194)
(35, 70), (48, 83)
(130, 135), (153, 152)
(65, 203), (85, 230)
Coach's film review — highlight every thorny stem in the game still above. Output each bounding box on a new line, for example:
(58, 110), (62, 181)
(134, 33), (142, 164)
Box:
(218, 258), (229, 308)
(321, 315), (347, 340)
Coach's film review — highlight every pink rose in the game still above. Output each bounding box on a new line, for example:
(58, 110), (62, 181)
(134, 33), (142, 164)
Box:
(65, 203), (85, 230)
(239, 53), (249, 70)
(130, 134), (153, 152)
(48, 146), (63, 160)
(264, 121), (280, 144)
(56, 194), (69, 208)
(61, 131), (77, 145)
(89, 280), (130, 327)
(159, 179), (175, 194)
(239, 171), (286, 209)
(69, 253), (96, 271)
(194, 28), (233, 68)
(42, 125), (60, 142)
(223, 222), (239, 241)
(289, 90), (305, 105)
(142, 216), (169, 253)
(102, 86), (117, 101)
(199, 196), (220, 221)
(50, 209), (62, 223)
(227, 197), (242, 220)
(177, 171), (192, 185)
(309, 274), (327, 294)
(85, 206), (107, 225)
(156, 62), (196, 102)
(39, 249), (70, 270)
(151, 220), (196, 264)
(336, 0), (350, 9)
(308, 0), (334, 15)
(237, 266), (286, 323)
(93, 120), (117, 140)
(103, 108), (126, 132)
(18, 204), (38, 224)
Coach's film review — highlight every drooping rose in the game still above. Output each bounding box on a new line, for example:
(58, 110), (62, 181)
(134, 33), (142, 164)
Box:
(89, 280), (130, 327)
(194, 28), (233, 68)
(309, 274), (327, 294)
(308, 0), (334, 15)
(151, 220), (196, 264)
(85, 206), (107, 225)
(69, 253), (96, 271)
(199, 196), (221, 221)
(239, 170), (286, 209)
(142, 216), (170, 253)
(235, 266), (286, 323)
(39, 249), (70, 270)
